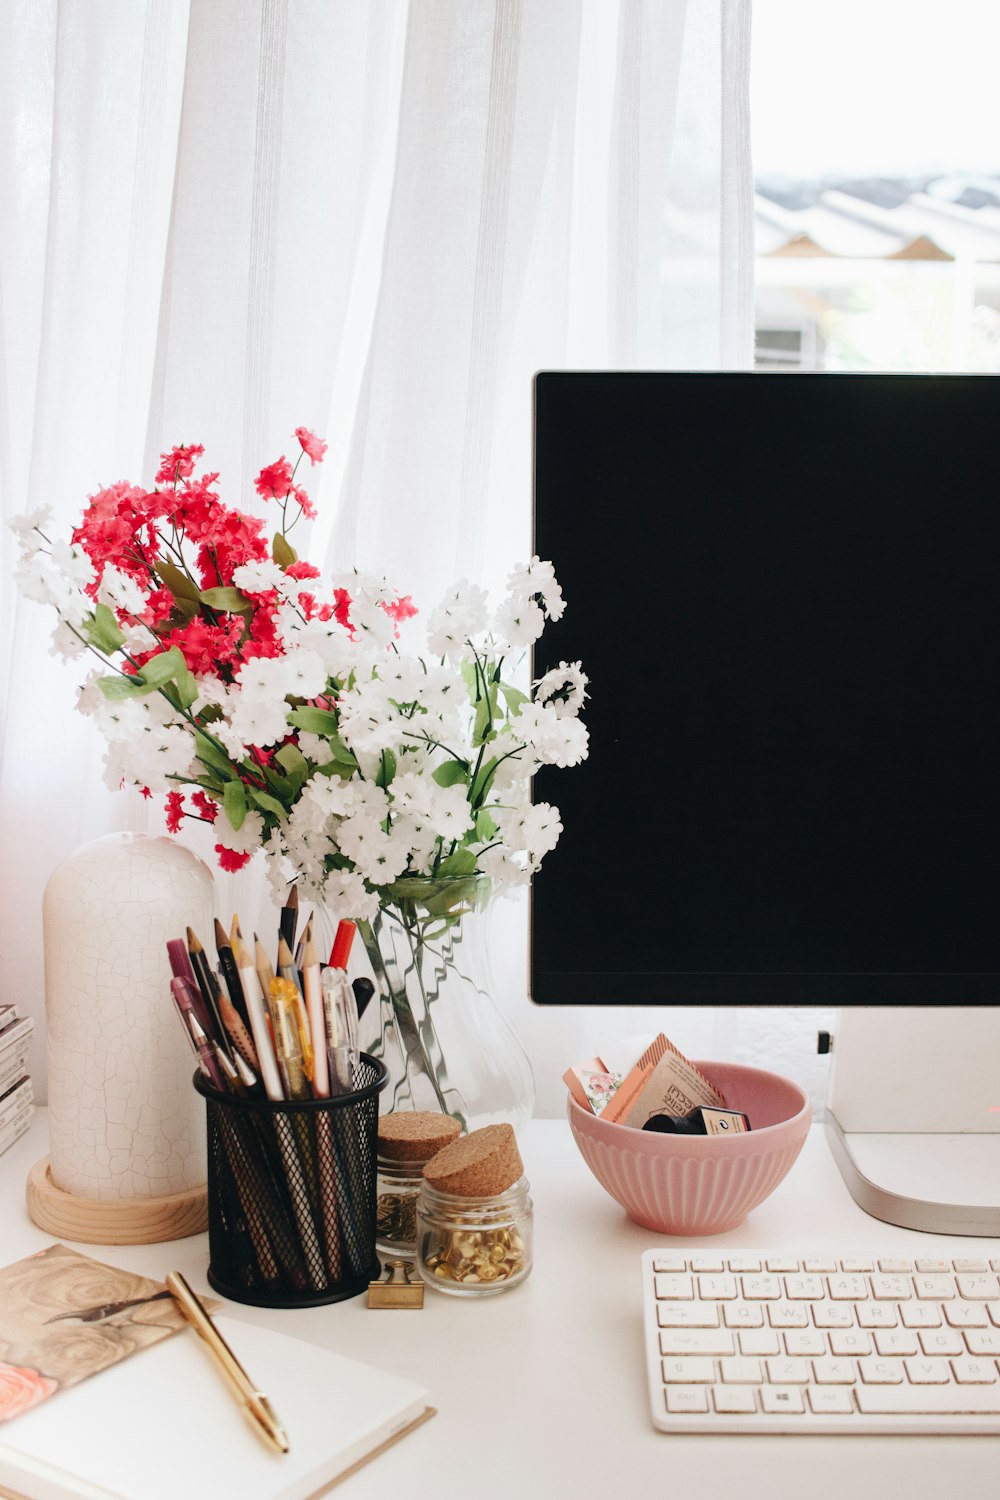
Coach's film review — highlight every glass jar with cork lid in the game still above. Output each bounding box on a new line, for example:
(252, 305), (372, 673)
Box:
(415, 1124), (533, 1296)
(376, 1111), (462, 1260)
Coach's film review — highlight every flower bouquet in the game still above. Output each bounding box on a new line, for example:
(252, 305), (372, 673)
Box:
(11, 431), (588, 1127)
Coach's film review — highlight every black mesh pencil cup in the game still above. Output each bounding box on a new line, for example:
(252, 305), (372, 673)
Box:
(195, 1055), (388, 1307)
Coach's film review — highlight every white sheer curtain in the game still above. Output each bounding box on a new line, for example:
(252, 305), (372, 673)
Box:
(0, 0), (754, 1106)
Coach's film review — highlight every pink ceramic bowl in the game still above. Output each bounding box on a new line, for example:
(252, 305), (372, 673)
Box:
(567, 1060), (811, 1236)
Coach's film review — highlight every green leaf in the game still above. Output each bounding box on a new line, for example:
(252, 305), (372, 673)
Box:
(432, 759), (469, 788)
(499, 681), (528, 717)
(139, 647), (186, 687)
(200, 586), (252, 614)
(85, 603), (126, 654)
(376, 749), (397, 790)
(287, 706), (339, 736)
(165, 596), (200, 625)
(175, 666), (198, 710)
(249, 789), (288, 821)
(97, 673), (147, 701)
(470, 755), (499, 806)
(275, 744), (309, 782)
(157, 560), (201, 605)
(435, 848), (478, 879)
(461, 660), (479, 698)
(474, 807), (498, 840)
(273, 532), (298, 568)
(223, 778), (247, 831)
(194, 731), (238, 777)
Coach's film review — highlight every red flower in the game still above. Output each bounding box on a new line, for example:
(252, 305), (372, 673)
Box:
(295, 427), (328, 465)
(287, 483), (316, 521)
(155, 444), (205, 486)
(164, 790), (185, 833)
(384, 595), (418, 623)
(191, 790), (218, 822)
(285, 561), (320, 581)
(215, 845), (252, 872)
(255, 457), (294, 500)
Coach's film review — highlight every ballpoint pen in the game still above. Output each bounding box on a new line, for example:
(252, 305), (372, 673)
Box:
(277, 935), (315, 1083)
(165, 1270), (290, 1454)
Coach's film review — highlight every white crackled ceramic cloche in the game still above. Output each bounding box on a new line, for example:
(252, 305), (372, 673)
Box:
(43, 832), (215, 1201)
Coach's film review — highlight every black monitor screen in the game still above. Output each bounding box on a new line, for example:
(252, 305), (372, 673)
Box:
(530, 372), (1000, 1004)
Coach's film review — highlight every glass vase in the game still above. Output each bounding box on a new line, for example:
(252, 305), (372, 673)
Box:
(340, 877), (534, 1137)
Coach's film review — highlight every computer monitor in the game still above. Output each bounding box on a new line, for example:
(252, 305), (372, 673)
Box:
(530, 371), (1000, 1234)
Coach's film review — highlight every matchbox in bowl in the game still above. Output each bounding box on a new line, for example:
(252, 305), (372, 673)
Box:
(567, 1061), (811, 1236)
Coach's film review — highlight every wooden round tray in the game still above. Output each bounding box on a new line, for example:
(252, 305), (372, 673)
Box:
(26, 1157), (208, 1245)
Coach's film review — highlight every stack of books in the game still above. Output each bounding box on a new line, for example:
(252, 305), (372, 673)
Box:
(0, 1005), (35, 1156)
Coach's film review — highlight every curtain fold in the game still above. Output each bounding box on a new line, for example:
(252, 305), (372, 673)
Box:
(0, 0), (753, 1102)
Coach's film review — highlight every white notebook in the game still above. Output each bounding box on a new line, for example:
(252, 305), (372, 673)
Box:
(0, 1316), (432, 1500)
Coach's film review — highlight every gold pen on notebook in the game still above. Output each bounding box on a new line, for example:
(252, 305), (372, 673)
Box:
(165, 1270), (290, 1455)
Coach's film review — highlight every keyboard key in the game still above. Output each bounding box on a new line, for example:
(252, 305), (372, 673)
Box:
(719, 1356), (763, 1383)
(665, 1385), (710, 1414)
(945, 1302), (989, 1329)
(652, 1256), (688, 1273)
(839, 1257), (874, 1273)
(952, 1358), (998, 1384)
(724, 1302), (764, 1328)
(952, 1259), (989, 1273)
(812, 1357), (857, 1384)
(856, 1385), (1000, 1415)
(657, 1301), (720, 1327)
(808, 1386), (854, 1414)
(919, 1328), (964, 1358)
(785, 1274), (825, 1300)
(784, 1330), (827, 1357)
(873, 1330), (918, 1357)
(828, 1274), (869, 1300)
(830, 1329), (872, 1357)
(766, 1256), (801, 1273)
(812, 1301), (855, 1328)
(765, 1357), (811, 1384)
(871, 1274), (911, 1300)
(760, 1385), (805, 1414)
(965, 1330), (1000, 1358)
(713, 1386), (757, 1414)
(662, 1357), (715, 1383)
(803, 1256), (838, 1273)
(739, 1329), (781, 1357)
(660, 1329), (735, 1356)
(915, 1275), (954, 1300)
(690, 1257), (725, 1273)
(655, 1273), (693, 1300)
(768, 1301), (809, 1328)
(878, 1258), (914, 1273)
(957, 1275), (999, 1301)
(698, 1273), (738, 1300)
(915, 1259), (951, 1273)
(905, 1357), (951, 1384)
(742, 1274), (782, 1299)
(728, 1256), (762, 1273)
(857, 1357), (905, 1384)
(901, 1303), (942, 1329)
(857, 1303), (898, 1329)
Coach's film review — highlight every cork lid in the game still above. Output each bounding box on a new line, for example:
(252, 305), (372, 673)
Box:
(422, 1123), (523, 1197)
(377, 1110), (462, 1163)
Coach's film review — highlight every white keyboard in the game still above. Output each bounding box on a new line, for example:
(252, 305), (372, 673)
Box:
(641, 1248), (1000, 1434)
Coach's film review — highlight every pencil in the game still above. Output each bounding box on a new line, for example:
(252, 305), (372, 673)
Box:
(187, 927), (234, 1062)
(279, 884), (299, 953)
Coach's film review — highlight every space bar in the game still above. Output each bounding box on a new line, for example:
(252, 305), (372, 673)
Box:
(856, 1386), (1000, 1415)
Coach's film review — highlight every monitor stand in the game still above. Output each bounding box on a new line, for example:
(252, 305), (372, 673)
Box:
(824, 1008), (1000, 1237)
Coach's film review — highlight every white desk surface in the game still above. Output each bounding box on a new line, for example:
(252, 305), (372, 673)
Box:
(3, 1113), (998, 1499)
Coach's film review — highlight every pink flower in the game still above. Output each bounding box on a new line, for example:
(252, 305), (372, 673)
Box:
(286, 483), (316, 521)
(255, 457), (294, 500)
(0, 1363), (59, 1421)
(295, 427), (328, 465)
(384, 595), (418, 623)
(164, 790), (185, 834)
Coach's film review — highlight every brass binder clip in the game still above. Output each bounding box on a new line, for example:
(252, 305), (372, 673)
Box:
(368, 1259), (425, 1309)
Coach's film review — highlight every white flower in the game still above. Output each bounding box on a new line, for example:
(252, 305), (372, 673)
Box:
(337, 676), (403, 756)
(513, 701), (589, 767)
(506, 556), (565, 620)
(236, 648), (326, 703)
(97, 564), (148, 617)
(296, 731), (335, 767)
(337, 813), (408, 885)
(534, 660), (588, 719)
(232, 560), (286, 595)
(216, 808), (265, 856)
(7, 506), (52, 542)
(49, 620), (88, 660)
(493, 594), (546, 649)
(426, 581), (489, 661)
(422, 782), (474, 841)
(317, 868), (381, 923)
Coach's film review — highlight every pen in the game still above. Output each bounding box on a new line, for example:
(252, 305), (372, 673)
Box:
(187, 927), (234, 1063)
(231, 922), (284, 1102)
(301, 930), (329, 1097)
(276, 935), (314, 1083)
(321, 966), (358, 1094)
(165, 1271), (290, 1454)
(329, 919), (356, 972)
(269, 978), (309, 1101)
